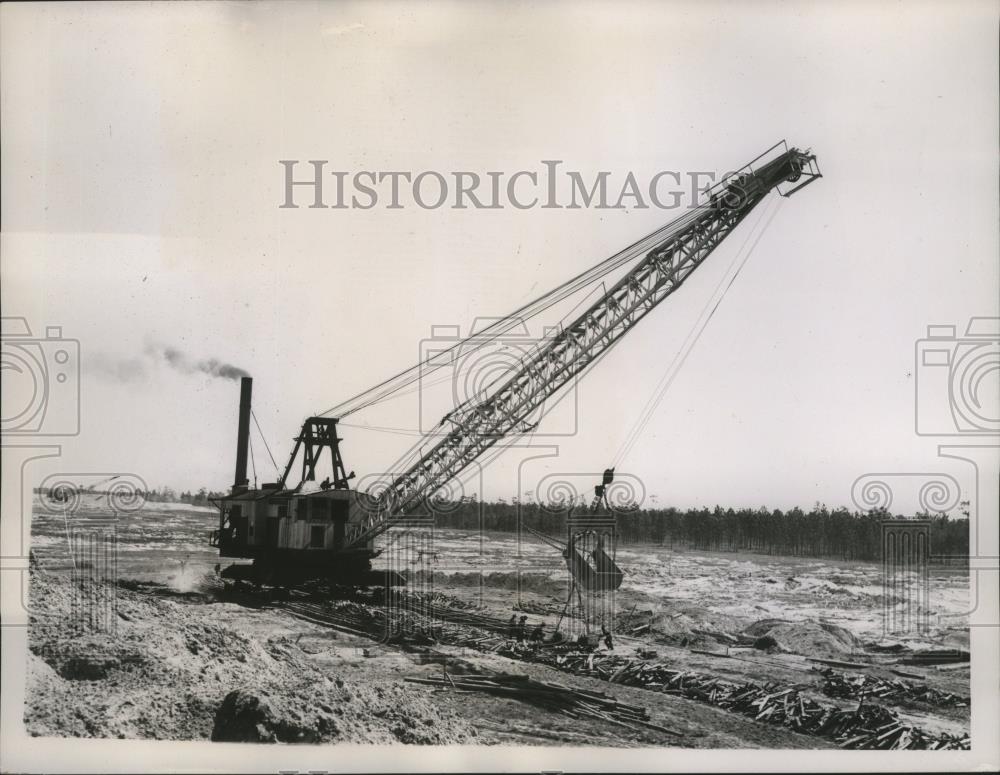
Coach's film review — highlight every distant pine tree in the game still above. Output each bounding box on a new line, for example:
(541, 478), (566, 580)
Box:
(427, 500), (969, 564)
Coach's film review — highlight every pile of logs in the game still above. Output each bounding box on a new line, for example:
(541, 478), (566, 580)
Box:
(405, 589), (485, 612)
(820, 669), (969, 708)
(281, 597), (386, 636)
(267, 590), (969, 751)
(832, 704), (967, 750)
(531, 653), (970, 750)
(404, 672), (681, 737)
(514, 600), (561, 616)
(378, 591), (543, 636)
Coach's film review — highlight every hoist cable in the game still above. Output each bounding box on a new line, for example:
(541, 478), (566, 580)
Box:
(248, 434), (258, 489)
(365, 203), (729, 493)
(251, 409), (280, 474)
(611, 195), (785, 468)
(317, 204), (714, 419)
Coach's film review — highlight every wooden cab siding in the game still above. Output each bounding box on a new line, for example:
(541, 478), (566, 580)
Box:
(219, 488), (375, 555)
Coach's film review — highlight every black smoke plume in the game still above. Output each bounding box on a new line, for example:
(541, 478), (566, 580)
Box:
(145, 342), (250, 381)
(90, 342), (249, 383)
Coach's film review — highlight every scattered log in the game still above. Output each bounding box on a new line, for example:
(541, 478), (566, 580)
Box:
(689, 648), (731, 658)
(405, 672), (684, 737)
(899, 649), (969, 666)
(807, 657), (871, 669)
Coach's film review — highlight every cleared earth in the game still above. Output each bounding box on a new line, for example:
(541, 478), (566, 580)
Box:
(24, 494), (969, 746)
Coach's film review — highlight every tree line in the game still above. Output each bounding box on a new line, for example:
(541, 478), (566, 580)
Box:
(427, 499), (969, 565)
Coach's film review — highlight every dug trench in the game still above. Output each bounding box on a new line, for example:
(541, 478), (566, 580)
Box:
(23, 566), (969, 748)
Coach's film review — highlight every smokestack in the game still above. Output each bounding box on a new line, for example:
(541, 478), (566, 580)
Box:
(233, 377), (253, 491)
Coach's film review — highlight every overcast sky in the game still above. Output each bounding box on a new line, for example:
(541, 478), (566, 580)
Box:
(2, 1), (997, 513)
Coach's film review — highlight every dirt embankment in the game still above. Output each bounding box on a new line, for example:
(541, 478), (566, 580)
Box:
(24, 569), (474, 744)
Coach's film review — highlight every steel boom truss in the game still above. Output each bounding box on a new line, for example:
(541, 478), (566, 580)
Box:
(346, 146), (819, 547)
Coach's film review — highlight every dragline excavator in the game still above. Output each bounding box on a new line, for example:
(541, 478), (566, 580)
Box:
(209, 142), (821, 586)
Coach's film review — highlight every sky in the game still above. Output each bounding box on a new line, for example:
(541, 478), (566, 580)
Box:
(2, 0), (998, 514)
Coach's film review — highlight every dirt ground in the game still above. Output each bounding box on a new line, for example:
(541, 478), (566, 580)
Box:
(24, 499), (969, 747)
(25, 569), (479, 744)
(24, 567), (837, 747)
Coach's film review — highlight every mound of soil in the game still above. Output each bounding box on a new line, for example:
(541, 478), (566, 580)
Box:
(24, 568), (474, 744)
(743, 619), (859, 658)
(641, 606), (748, 649)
